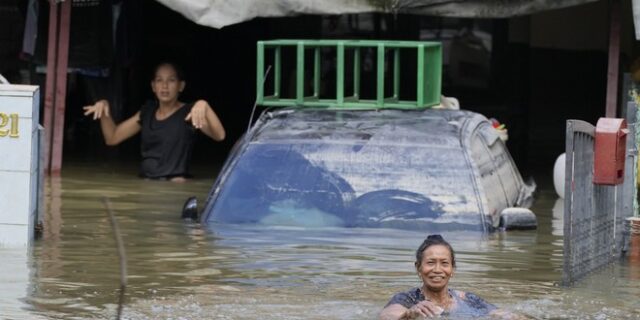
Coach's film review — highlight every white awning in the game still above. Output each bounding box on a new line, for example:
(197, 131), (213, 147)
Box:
(154, 0), (599, 29)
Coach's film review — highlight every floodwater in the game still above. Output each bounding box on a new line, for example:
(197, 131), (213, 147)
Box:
(1, 163), (640, 319)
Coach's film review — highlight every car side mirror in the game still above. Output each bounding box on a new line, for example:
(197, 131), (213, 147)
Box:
(181, 196), (198, 221)
(499, 207), (537, 230)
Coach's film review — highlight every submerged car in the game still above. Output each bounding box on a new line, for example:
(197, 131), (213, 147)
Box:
(198, 108), (535, 232)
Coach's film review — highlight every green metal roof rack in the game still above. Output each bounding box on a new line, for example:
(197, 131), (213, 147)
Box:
(256, 39), (442, 110)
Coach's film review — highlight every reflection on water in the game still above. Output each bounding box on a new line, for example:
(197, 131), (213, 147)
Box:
(551, 198), (564, 237)
(0, 163), (639, 319)
(0, 248), (37, 319)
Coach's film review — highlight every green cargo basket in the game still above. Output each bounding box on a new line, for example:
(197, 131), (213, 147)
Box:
(256, 39), (442, 110)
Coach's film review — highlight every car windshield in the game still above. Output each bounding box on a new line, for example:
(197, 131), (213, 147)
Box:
(207, 110), (486, 232)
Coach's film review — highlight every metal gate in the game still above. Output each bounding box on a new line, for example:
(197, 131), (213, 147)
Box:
(563, 113), (636, 285)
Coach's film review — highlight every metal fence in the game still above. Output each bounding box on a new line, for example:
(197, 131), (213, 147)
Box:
(621, 101), (639, 252)
(563, 115), (636, 285)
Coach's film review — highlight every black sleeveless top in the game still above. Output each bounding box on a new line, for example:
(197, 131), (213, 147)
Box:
(138, 100), (196, 179)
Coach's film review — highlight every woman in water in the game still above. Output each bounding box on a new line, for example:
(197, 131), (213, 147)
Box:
(379, 235), (526, 319)
(83, 62), (225, 182)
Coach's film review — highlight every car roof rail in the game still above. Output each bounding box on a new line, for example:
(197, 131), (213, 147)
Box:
(256, 39), (442, 110)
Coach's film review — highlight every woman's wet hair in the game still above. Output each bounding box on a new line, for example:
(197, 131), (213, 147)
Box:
(153, 61), (185, 81)
(415, 234), (456, 267)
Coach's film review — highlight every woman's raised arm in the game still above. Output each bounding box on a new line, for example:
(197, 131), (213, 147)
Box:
(83, 99), (141, 146)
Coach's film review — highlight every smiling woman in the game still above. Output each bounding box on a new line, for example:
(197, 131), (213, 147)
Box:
(379, 235), (528, 319)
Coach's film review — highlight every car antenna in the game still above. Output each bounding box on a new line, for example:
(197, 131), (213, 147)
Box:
(102, 197), (127, 320)
(247, 65), (272, 132)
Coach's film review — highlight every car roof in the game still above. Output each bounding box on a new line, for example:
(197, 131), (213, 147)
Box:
(251, 108), (481, 149)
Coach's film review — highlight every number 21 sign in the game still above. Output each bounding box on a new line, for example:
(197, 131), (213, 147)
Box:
(0, 112), (19, 138)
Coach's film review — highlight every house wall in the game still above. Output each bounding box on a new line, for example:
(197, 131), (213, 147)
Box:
(504, 0), (637, 170)
(0, 0), (25, 83)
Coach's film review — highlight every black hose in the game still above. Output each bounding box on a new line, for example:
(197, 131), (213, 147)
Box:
(102, 197), (127, 320)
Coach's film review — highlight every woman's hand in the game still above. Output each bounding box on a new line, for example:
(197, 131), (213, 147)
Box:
(185, 100), (207, 129)
(82, 99), (141, 146)
(185, 100), (225, 141)
(83, 99), (111, 120)
(403, 300), (444, 319)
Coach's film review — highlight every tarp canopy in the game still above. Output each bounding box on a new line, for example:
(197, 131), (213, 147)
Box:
(155, 0), (599, 29)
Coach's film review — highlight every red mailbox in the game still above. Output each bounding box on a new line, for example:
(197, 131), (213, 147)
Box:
(593, 118), (627, 185)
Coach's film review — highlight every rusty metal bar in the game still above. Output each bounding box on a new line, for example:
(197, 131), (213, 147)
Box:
(50, 0), (72, 174)
(43, 0), (59, 174)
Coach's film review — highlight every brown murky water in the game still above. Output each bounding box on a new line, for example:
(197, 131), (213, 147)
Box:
(1, 163), (640, 319)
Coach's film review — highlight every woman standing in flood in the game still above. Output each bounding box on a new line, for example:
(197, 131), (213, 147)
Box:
(83, 62), (225, 182)
(380, 235), (527, 319)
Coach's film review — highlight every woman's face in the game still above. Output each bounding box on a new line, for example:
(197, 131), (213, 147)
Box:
(416, 244), (454, 292)
(151, 64), (185, 104)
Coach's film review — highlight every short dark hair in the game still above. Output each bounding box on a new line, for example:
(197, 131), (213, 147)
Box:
(415, 234), (456, 268)
(153, 61), (185, 82)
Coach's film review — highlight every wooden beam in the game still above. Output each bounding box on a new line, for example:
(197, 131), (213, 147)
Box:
(43, 0), (59, 174)
(606, 0), (621, 118)
(50, 0), (72, 174)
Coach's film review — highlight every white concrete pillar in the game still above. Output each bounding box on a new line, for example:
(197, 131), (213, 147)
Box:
(0, 84), (41, 247)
